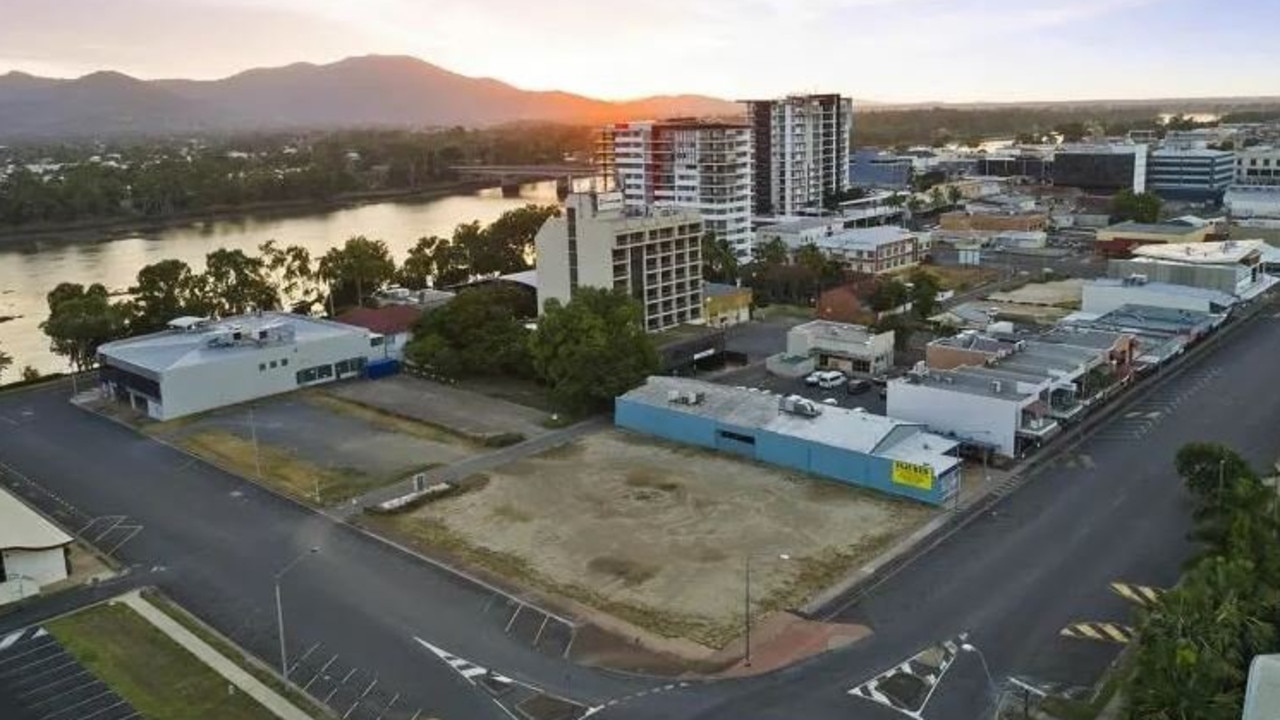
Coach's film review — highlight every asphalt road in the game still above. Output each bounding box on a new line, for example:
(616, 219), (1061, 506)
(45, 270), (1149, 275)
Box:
(1, 302), (1278, 719)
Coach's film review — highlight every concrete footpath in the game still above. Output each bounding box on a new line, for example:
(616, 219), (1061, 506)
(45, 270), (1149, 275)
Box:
(118, 591), (315, 720)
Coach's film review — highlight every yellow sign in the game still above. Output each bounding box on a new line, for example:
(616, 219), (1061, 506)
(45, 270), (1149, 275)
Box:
(892, 460), (934, 490)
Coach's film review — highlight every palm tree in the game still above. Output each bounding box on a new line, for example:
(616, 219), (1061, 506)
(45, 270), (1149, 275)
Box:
(701, 232), (740, 284)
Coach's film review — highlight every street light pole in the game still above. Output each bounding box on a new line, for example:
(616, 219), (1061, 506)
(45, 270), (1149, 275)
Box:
(249, 405), (263, 482)
(275, 547), (319, 681)
(961, 642), (998, 698)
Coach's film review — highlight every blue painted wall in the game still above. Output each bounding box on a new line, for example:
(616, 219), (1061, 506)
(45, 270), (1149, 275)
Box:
(615, 398), (951, 505)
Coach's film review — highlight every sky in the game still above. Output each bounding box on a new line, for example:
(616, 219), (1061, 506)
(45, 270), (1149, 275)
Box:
(1, 0), (1277, 103)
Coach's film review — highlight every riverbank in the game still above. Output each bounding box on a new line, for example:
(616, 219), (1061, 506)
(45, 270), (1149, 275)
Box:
(0, 179), (499, 246)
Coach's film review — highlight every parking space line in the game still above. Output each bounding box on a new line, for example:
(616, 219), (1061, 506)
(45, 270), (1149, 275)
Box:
(289, 642), (321, 675)
(504, 604), (523, 633)
(11, 657), (79, 685)
(322, 684), (343, 705)
(0, 638), (57, 668)
(21, 668), (94, 700)
(342, 667), (359, 683)
(90, 517), (125, 543)
(359, 678), (377, 698)
(38, 688), (114, 720)
(103, 525), (143, 555)
(374, 692), (399, 720)
(303, 654), (339, 691)
(76, 699), (130, 720)
(341, 700), (362, 719)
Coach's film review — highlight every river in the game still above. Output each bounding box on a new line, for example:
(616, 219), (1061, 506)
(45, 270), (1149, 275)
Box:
(0, 181), (560, 376)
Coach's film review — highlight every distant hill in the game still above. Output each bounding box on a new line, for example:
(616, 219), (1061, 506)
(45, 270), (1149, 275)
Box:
(0, 55), (744, 140)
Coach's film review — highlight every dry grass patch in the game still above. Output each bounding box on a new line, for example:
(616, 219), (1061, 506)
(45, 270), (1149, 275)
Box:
(176, 429), (373, 504)
(304, 393), (474, 446)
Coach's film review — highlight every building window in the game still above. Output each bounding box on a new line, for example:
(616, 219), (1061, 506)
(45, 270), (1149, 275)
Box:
(259, 363), (266, 372)
(269, 360), (278, 369)
(370, 336), (384, 347)
(281, 358), (288, 367)
(718, 429), (756, 445)
(317, 364), (334, 380)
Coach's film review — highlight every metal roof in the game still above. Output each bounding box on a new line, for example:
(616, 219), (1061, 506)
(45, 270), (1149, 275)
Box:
(0, 488), (72, 551)
(1103, 221), (1204, 236)
(98, 312), (370, 375)
(1086, 278), (1236, 306)
(620, 376), (960, 472)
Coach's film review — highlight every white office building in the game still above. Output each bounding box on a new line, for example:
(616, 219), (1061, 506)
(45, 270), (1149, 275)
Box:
(97, 313), (384, 421)
(598, 120), (754, 259)
(744, 94), (853, 216)
(1146, 147), (1235, 199)
(535, 192), (704, 333)
(1236, 146), (1280, 186)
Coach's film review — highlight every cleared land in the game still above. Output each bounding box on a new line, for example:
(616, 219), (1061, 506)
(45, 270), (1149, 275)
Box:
(152, 391), (479, 504)
(988, 278), (1085, 307)
(920, 264), (999, 291)
(325, 375), (553, 441)
(47, 603), (277, 720)
(371, 429), (934, 649)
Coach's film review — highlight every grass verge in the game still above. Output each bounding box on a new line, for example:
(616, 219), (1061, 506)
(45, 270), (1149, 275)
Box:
(175, 428), (374, 504)
(141, 589), (336, 719)
(47, 602), (278, 720)
(304, 393), (478, 447)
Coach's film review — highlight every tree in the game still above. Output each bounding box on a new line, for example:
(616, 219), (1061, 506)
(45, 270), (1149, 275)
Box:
(0, 345), (10, 383)
(872, 313), (914, 352)
(929, 186), (947, 208)
(751, 237), (790, 267)
(40, 283), (127, 372)
(404, 285), (531, 379)
(480, 204), (559, 274)
(259, 241), (319, 313)
(530, 287), (658, 413)
(907, 269), (942, 319)
(127, 259), (204, 334)
(1175, 443), (1257, 509)
(867, 278), (911, 314)
(20, 366), (40, 383)
(317, 236), (396, 311)
(701, 232), (740, 284)
(1054, 122), (1088, 143)
(1110, 189), (1163, 224)
(399, 235), (449, 290)
(947, 185), (963, 207)
(202, 248), (279, 317)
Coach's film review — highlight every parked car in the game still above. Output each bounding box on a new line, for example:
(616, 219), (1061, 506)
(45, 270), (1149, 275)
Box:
(804, 372), (823, 386)
(817, 370), (846, 389)
(846, 379), (871, 395)
(821, 398), (839, 406)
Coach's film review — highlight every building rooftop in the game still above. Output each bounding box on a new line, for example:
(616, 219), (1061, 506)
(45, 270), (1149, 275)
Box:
(757, 217), (844, 235)
(621, 376), (960, 473)
(791, 320), (881, 345)
(1038, 326), (1131, 351)
(1150, 147), (1236, 158)
(0, 487), (72, 551)
(1091, 304), (1219, 334)
(896, 367), (1042, 401)
(1130, 240), (1264, 265)
(1086, 278), (1236, 307)
(814, 226), (915, 251)
(704, 282), (748, 298)
(335, 305), (422, 335)
(98, 312), (369, 376)
(1102, 221), (1205, 237)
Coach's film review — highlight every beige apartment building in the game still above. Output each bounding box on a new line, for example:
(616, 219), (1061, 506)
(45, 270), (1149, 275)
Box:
(535, 192), (704, 333)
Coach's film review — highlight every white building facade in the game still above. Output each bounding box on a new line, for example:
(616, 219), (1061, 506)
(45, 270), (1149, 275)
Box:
(598, 120), (754, 259)
(535, 192), (704, 333)
(1, 489), (72, 605)
(97, 313), (382, 421)
(1236, 146), (1280, 186)
(745, 94), (853, 216)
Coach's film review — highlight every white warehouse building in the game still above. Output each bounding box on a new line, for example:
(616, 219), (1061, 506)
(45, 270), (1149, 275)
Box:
(1, 488), (72, 605)
(97, 312), (383, 421)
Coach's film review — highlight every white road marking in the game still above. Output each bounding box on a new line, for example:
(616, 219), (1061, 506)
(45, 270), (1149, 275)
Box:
(0, 629), (26, 652)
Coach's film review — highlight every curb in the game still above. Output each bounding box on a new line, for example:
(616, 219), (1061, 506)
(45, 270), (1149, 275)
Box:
(803, 295), (1274, 619)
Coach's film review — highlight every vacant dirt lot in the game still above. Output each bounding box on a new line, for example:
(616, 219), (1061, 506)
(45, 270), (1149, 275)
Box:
(324, 376), (551, 442)
(152, 391), (480, 504)
(376, 430), (934, 649)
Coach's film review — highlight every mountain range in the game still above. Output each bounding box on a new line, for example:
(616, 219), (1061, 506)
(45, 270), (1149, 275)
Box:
(0, 55), (744, 140)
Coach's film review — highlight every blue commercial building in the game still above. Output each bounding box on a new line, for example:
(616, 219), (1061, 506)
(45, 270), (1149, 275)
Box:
(615, 377), (963, 505)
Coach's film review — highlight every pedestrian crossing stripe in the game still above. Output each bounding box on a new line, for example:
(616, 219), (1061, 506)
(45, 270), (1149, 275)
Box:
(1060, 623), (1134, 644)
(1110, 582), (1164, 607)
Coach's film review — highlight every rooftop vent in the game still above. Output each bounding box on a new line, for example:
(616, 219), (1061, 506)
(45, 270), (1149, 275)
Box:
(667, 390), (705, 406)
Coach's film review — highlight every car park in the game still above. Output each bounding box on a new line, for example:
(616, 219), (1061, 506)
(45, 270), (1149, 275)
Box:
(847, 379), (871, 395)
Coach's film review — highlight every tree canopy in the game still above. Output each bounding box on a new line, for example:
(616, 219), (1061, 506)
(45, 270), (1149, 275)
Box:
(1111, 190), (1163, 224)
(529, 287), (657, 413)
(701, 233), (739, 285)
(0, 345), (11, 383)
(404, 285), (532, 379)
(40, 283), (128, 371)
(317, 236), (397, 310)
(1124, 443), (1280, 719)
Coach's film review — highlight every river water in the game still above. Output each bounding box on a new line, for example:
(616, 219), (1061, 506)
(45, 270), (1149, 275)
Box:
(0, 181), (559, 376)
